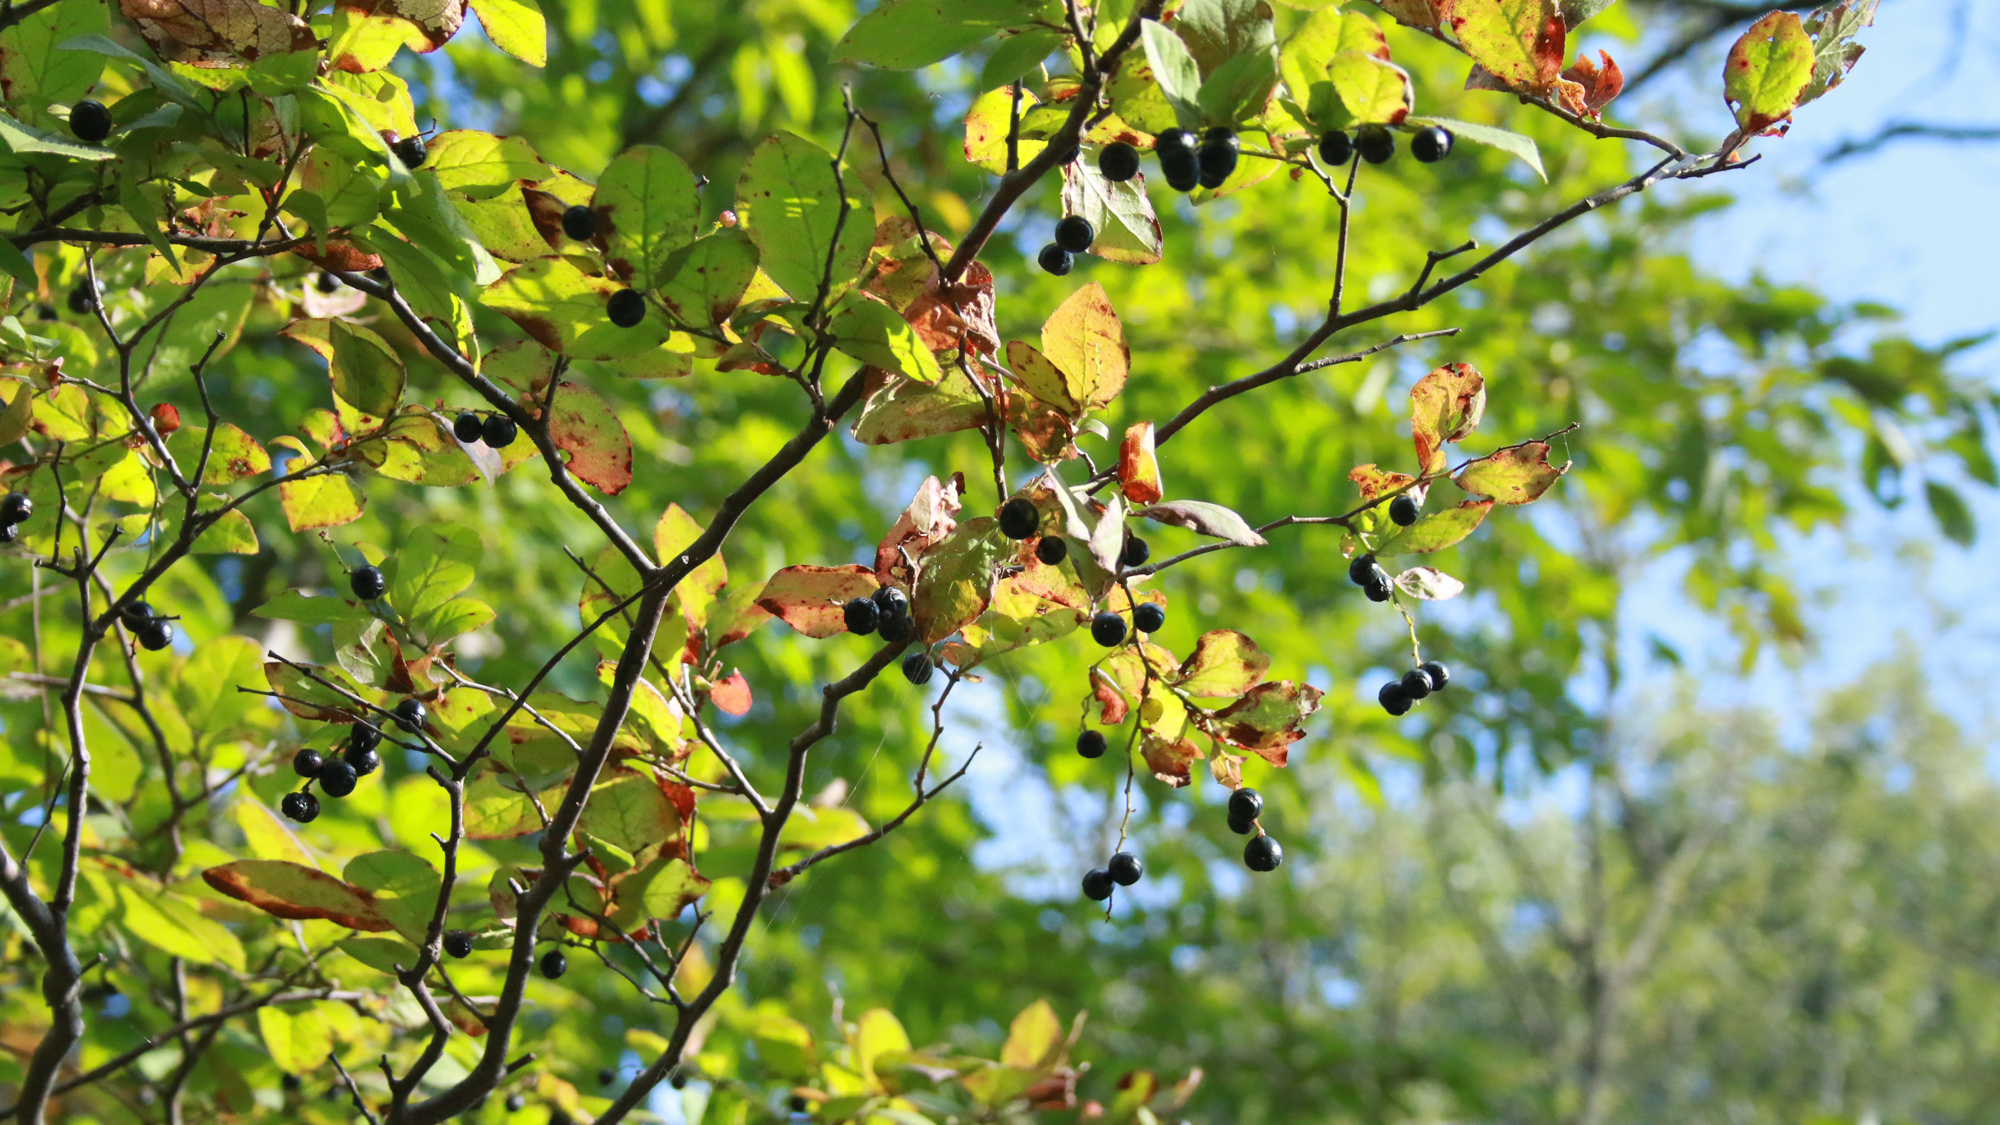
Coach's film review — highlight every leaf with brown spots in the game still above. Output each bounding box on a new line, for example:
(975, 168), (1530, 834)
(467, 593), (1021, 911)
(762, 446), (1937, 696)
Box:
(335, 0), (466, 53)
(1211, 681), (1324, 761)
(1409, 362), (1487, 474)
(1454, 440), (1569, 504)
(1723, 11), (1814, 133)
(121, 0), (318, 66)
(757, 564), (880, 638)
(1118, 421), (1163, 504)
(1170, 630), (1270, 699)
(1449, 0), (1565, 96)
(875, 474), (962, 588)
(202, 860), (396, 931)
(592, 145), (700, 290)
(1093, 669), (1130, 725)
(545, 379), (632, 495)
(1141, 733), (1204, 788)
(1039, 282), (1128, 412)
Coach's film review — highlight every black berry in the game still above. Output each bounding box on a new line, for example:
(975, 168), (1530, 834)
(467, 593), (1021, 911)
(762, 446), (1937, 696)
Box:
(506, 1094), (527, 1112)
(1347, 554), (1378, 587)
(877, 611), (914, 645)
(1090, 611), (1127, 647)
(453, 412), (484, 444)
(1076, 730), (1106, 759)
(293, 748), (323, 778)
(901, 650), (934, 685)
(316, 271), (343, 293)
(1317, 130), (1352, 165)
(482, 414), (518, 448)
(1035, 536), (1068, 566)
(607, 288), (647, 327)
(317, 757), (358, 798)
(0, 523), (16, 544)
(393, 697), (427, 733)
(872, 586), (909, 618)
(1108, 851), (1143, 885)
(842, 596), (879, 636)
(1411, 125), (1454, 163)
(1197, 128), (1238, 189)
(1389, 494), (1419, 527)
(540, 950), (567, 979)
(67, 281), (95, 314)
(443, 929), (474, 959)
(119, 599), (154, 630)
(1244, 834), (1283, 872)
(1154, 127), (1200, 192)
(1036, 243), (1073, 276)
(998, 497), (1039, 539)
(69, 98), (112, 143)
(393, 134), (428, 168)
(282, 1072), (303, 1092)
(597, 1069), (617, 1087)
(0, 492), (31, 524)
(1364, 573), (1392, 603)
(1228, 787), (1263, 825)
(1054, 215), (1095, 254)
(280, 790), (319, 823)
(137, 620), (173, 651)
(1400, 668), (1433, 701)
(1132, 602), (1165, 634)
(1378, 680), (1411, 717)
(1081, 867), (1114, 901)
(1120, 536), (1150, 568)
(561, 204), (597, 241)
(343, 744), (381, 777)
(350, 565), (386, 600)
(350, 723), (382, 755)
(1419, 660), (1451, 691)
(1099, 142), (1141, 182)
(1357, 126), (1394, 165)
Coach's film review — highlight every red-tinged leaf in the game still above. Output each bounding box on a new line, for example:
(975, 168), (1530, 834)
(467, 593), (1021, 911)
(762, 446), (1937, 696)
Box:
(1724, 11), (1814, 133)
(1172, 630), (1271, 699)
(1208, 750), (1243, 790)
(1040, 282), (1127, 412)
(1373, 499), (1494, 557)
(1212, 681), (1324, 758)
(199, 423), (270, 484)
(1561, 49), (1624, 115)
(1369, 0), (1452, 31)
(1449, 0), (1565, 96)
(336, 0), (467, 53)
(1454, 441), (1569, 504)
(1133, 500), (1266, 546)
(202, 860), (395, 931)
(1348, 464), (1418, 502)
(710, 670), (752, 716)
(1393, 566), (1465, 601)
(1008, 393), (1078, 464)
(756, 564), (880, 638)
(1141, 733), (1204, 788)
(911, 517), (1012, 643)
(1118, 422), (1163, 505)
(545, 380), (632, 495)
(1094, 669), (1129, 725)
(876, 474), (962, 588)
(264, 660), (369, 722)
(1409, 362), (1487, 474)
(902, 259), (999, 359)
(122, 0), (318, 66)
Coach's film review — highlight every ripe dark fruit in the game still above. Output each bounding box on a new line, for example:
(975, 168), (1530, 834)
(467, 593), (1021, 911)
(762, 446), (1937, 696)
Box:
(68, 282), (96, 314)
(1400, 668), (1433, 701)
(281, 790), (319, 823)
(1228, 787), (1263, 825)
(393, 134), (428, 168)
(343, 744), (381, 777)
(872, 586), (909, 618)
(1090, 611), (1127, 647)
(1411, 125), (1454, 163)
(393, 697), (427, 733)
(350, 565), (387, 600)
(0, 522), (17, 545)
(902, 650), (934, 686)
(1378, 680), (1411, 717)
(540, 950), (567, 979)
(506, 1094), (527, 1112)
(1197, 128), (1239, 189)
(1054, 215), (1095, 254)
(1076, 729), (1106, 759)
(1419, 660), (1451, 691)
(443, 930), (474, 959)
(998, 496), (1040, 540)
(1132, 602), (1165, 634)
(1317, 130), (1352, 165)
(316, 271), (343, 294)
(317, 757), (359, 798)
(69, 98), (112, 143)
(1351, 552), (1383, 587)
(0, 492), (32, 524)
(482, 414), (518, 448)
(350, 723), (382, 755)
(1081, 867), (1114, 901)
(1154, 127), (1200, 192)
(842, 597), (879, 636)
(1120, 536), (1150, 568)
(877, 612), (914, 645)
(561, 204), (597, 241)
(1364, 573), (1392, 603)
(293, 748), (324, 778)
(137, 620), (173, 651)
(1357, 126), (1394, 165)
(120, 600), (154, 630)
(1389, 494), (1419, 527)
(598, 1069), (617, 1087)
(1037, 243), (1073, 276)
(1036, 536), (1068, 566)
(607, 288), (647, 327)
(283, 1073), (303, 1092)
(453, 412), (484, 444)
(1099, 141), (1141, 182)
(1108, 851), (1143, 886)
(1244, 834), (1283, 872)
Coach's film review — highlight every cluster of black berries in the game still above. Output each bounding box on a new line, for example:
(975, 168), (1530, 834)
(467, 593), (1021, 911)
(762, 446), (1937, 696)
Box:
(1081, 850), (1143, 901)
(0, 491), (30, 546)
(68, 99), (112, 144)
(1097, 127), (1239, 195)
(1317, 124), (1455, 167)
(844, 584), (916, 646)
(1378, 660), (1449, 717)
(119, 598), (175, 652)
(451, 410), (519, 449)
(1347, 552), (1392, 602)
(281, 697), (425, 823)
(1227, 788), (1283, 872)
(1037, 214), (1095, 276)
(1000, 495), (1071, 566)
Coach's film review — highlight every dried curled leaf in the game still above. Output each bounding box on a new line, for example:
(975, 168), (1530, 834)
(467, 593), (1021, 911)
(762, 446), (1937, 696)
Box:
(122, 0), (318, 66)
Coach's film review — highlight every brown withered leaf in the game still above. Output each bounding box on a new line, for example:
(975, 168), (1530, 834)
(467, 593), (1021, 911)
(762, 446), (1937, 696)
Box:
(336, 0), (466, 53)
(122, 0), (318, 66)
(1560, 49), (1624, 116)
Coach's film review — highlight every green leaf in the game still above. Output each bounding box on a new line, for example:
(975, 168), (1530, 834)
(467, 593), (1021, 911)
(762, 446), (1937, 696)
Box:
(1925, 480), (1974, 546)
(1039, 281), (1128, 411)
(191, 508), (259, 555)
(482, 254), (673, 359)
(0, 0), (107, 105)
(852, 361), (991, 445)
(467, 0), (547, 66)
(1174, 0), (1278, 73)
(426, 130), (548, 200)
(0, 112), (111, 160)
(658, 228), (760, 328)
(593, 145), (700, 290)
(756, 564), (881, 638)
(257, 1006), (333, 1075)
(201, 860), (396, 931)
(55, 33), (200, 110)
(196, 422), (272, 484)
(1406, 115), (1544, 180)
(389, 523), (482, 625)
(1171, 629), (1271, 698)
(1134, 500), (1268, 545)
(828, 291), (945, 384)
(962, 84), (1046, 174)
(1453, 440), (1568, 503)
(254, 590), (370, 627)
(1060, 151), (1163, 265)
(234, 797), (318, 866)
(1198, 50), (1280, 124)
(581, 768), (684, 855)
(329, 319), (406, 417)
(116, 882), (246, 971)
(1724, 11), (1815, 131)
(263, 659), (371, 722)
(980, 27), (1064, 92)
(1329, 53), (1412, 125)
(343, 850), (442, 943)
(1140, 20), (1205, 128)
(1373, 500), (1495, 556)
(1447, 0), (1565, 95)
(612, 856), (710, 922)
(778, 806), (870, 851)
(1280, 9), (1389, 132)
(272, 438), (366, 530)
(734, 131), (872, 302)
(911, 516), (1012, 642)
(834, 0), (1043, 70)
(653, 502), (727, 623)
